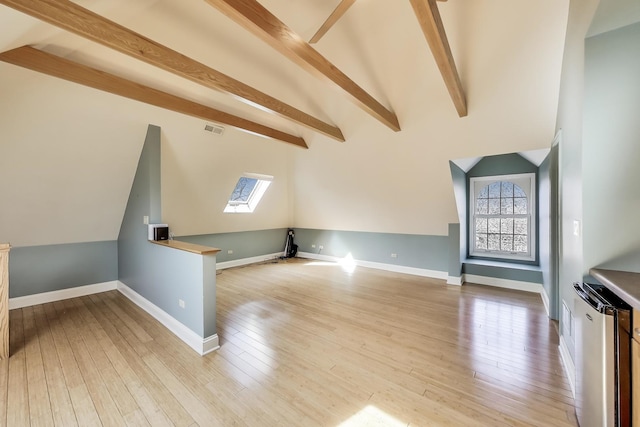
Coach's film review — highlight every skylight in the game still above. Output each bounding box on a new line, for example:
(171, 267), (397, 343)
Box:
(224, 173), (273, 213)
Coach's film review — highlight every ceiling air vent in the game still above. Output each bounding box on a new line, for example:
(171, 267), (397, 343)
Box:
(204, 123), (225, 136)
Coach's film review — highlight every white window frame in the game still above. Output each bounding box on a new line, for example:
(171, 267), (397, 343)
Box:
(224, 173), (273, 213)
(469, 173), (536, 261)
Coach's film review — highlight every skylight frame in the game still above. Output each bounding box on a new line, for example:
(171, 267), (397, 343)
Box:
(223, 173), (273, 213)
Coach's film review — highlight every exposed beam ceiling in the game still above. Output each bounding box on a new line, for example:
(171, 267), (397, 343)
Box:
(309, 0), (447, 45)
(309, 0), (356, 44)
(0, 0), (345, 142)
(409, 0), (467, 117)
(203, 0), (401, 132)
(0, 46), (309, 148)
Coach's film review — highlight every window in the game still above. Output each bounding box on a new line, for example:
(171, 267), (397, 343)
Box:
(470, 173), (535, 261)
(224, 173), (273, 213)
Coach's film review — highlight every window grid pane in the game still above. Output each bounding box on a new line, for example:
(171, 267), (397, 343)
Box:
(473, 179), (531, 256)
(229, 177), (258, 203)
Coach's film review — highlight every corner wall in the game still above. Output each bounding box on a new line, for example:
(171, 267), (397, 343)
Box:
(554, 0), (600, 360)
(583, 22), (640, 273)
(118, 125), (217, 341)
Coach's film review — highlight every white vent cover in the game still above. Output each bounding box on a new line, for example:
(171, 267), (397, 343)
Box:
(204, 123), (225, 136)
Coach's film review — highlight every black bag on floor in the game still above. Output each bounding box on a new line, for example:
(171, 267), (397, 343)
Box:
(283, 229), (298, 258)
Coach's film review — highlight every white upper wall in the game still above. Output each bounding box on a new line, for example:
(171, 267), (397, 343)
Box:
(0, 64), (144, 247)
(160, 121), (294, 237)
(293, 0), (570, 236)
(0, 0), (570, 246)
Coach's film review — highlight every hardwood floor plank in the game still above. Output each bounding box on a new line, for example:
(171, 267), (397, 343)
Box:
(42, 303), (101, 426)
(7, 309), (30, 426)
(78, 297), (174, 427)
(85, 293), (193, 426)
(0, 358), (8, 425)
(6, 259), (576, 426)
(55, 299), (126, 426)
(32, 304), (78, 426)
(215, 345), (318, 425)
(142, 353), (225, 426)
(70, 298), (141, 419)
(23, 306), (55, 426)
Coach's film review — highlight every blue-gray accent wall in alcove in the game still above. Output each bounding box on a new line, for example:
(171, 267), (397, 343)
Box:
(449, 152), (551, 298)
(467, 153), (539, 265)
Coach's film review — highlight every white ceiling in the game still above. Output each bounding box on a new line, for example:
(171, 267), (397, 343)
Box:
(587, 0), (640, 37)
(0, 0), (573, 246)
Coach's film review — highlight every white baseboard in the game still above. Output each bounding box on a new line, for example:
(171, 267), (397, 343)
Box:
(216, 252), (284, 270)
(297, 252), (448, 281)
(559, 334), (576, 398)
(462, 274), (544, 294)
(540, 288), (550, 317)
(117, 281), (219, 356)
(447, 276), (463, 286)
(9, 280), (118, 310)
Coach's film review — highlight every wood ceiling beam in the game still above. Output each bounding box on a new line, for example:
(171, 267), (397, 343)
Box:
(204, 0), (401, 132)
(0, 0), (344, 142)
(0, 46), (308, 148)
(409, 0), (467, 117)
(309, 0), (356, 44)
(309, 0), (446, 44)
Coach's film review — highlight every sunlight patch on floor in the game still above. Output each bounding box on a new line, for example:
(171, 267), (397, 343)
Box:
(305, 261), (340, 267)
(337, 405), (407, 427)
(305, 253), (357, 274)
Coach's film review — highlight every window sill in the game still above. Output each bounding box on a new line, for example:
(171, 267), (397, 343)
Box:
(462, 258), (543, 284)
(463, 258), (541, 272)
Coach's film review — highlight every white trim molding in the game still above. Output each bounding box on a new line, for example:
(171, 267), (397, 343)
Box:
(9, 280), (118, 310)
(297, 252), (448, 281)
(447, 276), (463, 286)
(559, 334), (576, 398)
(117, 281), (219, 356)
(216, 252), (284, 270)
(540, 288), (550, 317)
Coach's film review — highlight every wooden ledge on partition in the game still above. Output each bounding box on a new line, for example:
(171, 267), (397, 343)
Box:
(150, 240), (221, 256)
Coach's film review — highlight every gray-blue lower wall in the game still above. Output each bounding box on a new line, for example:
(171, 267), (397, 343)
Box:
(294, 228), (450, 272)
(178, 228), (288, 263)
(293, 227), (543, 286)
(462, 262), (543, 283)
(9, 240), (117, 298)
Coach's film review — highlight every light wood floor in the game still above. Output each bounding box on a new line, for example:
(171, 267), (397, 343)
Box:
(0, 258), (577, 426)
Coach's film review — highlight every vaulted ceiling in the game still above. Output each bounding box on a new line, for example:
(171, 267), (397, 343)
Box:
(0, 0), (469, 148)
(0, 0), (571, 246)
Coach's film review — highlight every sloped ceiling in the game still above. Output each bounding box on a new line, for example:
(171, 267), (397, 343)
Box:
(0, 0), (571, 246)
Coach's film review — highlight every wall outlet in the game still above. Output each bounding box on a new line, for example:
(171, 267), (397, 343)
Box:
(319, 245), (324, 250)
(143, 215), (149, 225)
(311, 244), (316, 248)
(573, 220), (580, 237)
(391, 253), (398, 258)
(227, 249), (233, 254)
(178, 299), (185, 309)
